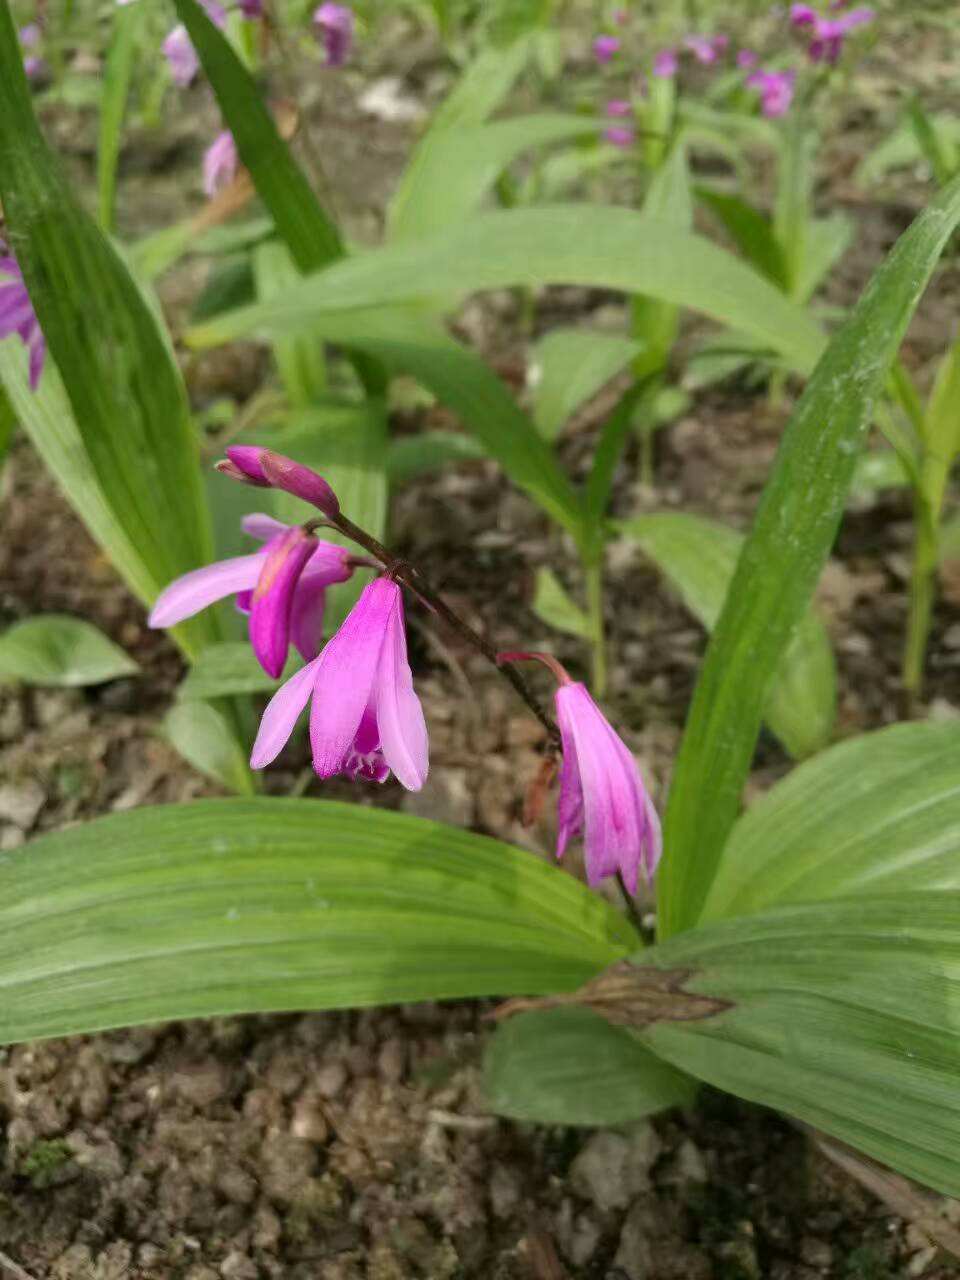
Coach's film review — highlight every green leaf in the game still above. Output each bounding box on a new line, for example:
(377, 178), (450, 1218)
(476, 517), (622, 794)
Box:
(189, 206), (826, 376)
(173, 0), (341, 271)
(907, 96), (959, 187)
(631, 142), (692, 382)
(795, 215), (853, 303)
(856, 113), (960, 187)
(658, 173), (960, 940)
(850, 447), (909, 500)
(389, 114), (602, 243)
(701, 721), (960, 921)
(484, 1007), (695, 1125)
(0, 11), (215, 659)
(619, 514), (835, 759)
(163, 701), (254, 796)
(0, 615), (138, 687)
(531, 329), (642, 439)
(253, 240), (327, 406)
(386, 431), (486, 482)
(97, 0), (145, 231)
(696, 186), (788, 288)
(192, 256), (256, 323)
(531, 568), (590, 638)
(0, 799), (636, 1045)
(924, 329), (960, 509)
(636, 894), (960, 1196)
(179, 641), (283, 700)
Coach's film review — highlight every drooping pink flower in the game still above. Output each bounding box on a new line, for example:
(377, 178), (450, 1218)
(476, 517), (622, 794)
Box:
(19, 23), (40, 48)
(0, 251), (45, 390)
(251, 577), (428, 791)
(219, 445), (341, 517)
(203, 130), (238, 196)
(499, 653), (661, 893)
(737, 48), (759, 68)
(605, 98), (632, 117)
(604, 125), (634, 148)
(791, 2), (874, 61)
(683, 33), (729, 64)
(313, 2), (354, 67)
(652, 47), (678, 77)
(746, 67), (796, 116)
(593, 34), (621, 62)
(790, 3), (817, 23)
(149, 513), (353, 676)
(19, 23), (44, 79)
(163, 0), (226, 86)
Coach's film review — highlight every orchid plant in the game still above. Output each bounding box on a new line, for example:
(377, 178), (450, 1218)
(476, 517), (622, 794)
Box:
(5, 0), (960, 1217)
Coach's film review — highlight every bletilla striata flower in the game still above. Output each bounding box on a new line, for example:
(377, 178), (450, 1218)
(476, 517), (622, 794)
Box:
(163, 0), (226, 86)
(604, 125), (634, 149)
(500, 653), (661, 893)
(790, 3), (874, 62)
(313, 3), (354, 67)
(746, 67), (797, 117)
(203, 130), (239, 196)
(683, 33), (729, 64)
(251, 577), (429, 791)
(652, 47), (678, 78)
(149, 512), (352, 677)
(0, 251), (45, 390)
(592, 34), (621, 63)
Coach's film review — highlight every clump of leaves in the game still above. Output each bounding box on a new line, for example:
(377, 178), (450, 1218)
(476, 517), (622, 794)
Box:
(21, 1138), (72, 1189)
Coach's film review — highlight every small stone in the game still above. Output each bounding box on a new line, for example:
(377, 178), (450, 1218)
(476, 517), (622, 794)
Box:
(489, 1163), (521, 1219)
(569, 1125), (662, 1212)
(567, 1212), (601, 1267)
(0, 779), (45, 829)
(260, 1134), (316, 1204)
(217, 1167), (257, 1206)
(220, 1250), (258, 1280)
(377, 1038), (406, 1085)
(402, 768), (473, 828)
(173, 1060), (228, 1108)
(669, 1138), (708, 1185)
(800, 1237), (832, 1269)
(290, 1094), (330, 1144)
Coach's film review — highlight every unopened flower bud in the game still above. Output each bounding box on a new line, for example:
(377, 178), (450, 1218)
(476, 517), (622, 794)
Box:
(224, 445), (271, 486)
(259, 450), (340, 518)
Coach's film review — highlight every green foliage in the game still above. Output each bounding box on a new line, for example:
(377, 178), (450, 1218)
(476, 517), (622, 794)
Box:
(0, 800), (635, 1045)
(531, 568), (590, 639)
(163, 702), (255, 796)
(0, 615), (138, 687)
(531, 329), (642, 440)
(97, 0), (145, 231)
(658, 172), (960, 940)
(180, 642), (283, 701)
(21, 1139), (72, 1189)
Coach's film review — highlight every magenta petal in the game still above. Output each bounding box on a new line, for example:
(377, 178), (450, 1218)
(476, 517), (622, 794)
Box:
(250, 656), (321, 768)
(373, 587), (428, 791)
(555, 713), (585, 861)
(242, 512), (289, 543)
(249, 528), (317, 678)
(148, 553), (263, 627)
(289, 576), (327, 662)
(308, 579), (394, 778)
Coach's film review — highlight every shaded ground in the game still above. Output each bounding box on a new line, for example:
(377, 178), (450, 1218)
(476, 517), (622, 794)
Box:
(3, 5), (960, 1277)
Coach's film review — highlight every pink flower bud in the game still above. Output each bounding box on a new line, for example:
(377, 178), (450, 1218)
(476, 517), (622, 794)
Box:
(260, 451), (341, 517)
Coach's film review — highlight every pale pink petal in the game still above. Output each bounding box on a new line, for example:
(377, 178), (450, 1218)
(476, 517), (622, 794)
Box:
(374, 588), (428, 791)
(308, 579), (394, 778)
(250, 655), (321, 768)
(242, 512), (289, 542)
(289, 576), (327, 662)
(555, 694), (585, 859)
(148, 554), (263, 627)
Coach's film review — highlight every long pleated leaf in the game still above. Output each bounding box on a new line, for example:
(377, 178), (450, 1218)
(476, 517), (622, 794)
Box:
(0, 800), (636, 1045)
(658, 172), (960, 939)
(0, 4), (215, 657)
(635, 894), (960, 1196)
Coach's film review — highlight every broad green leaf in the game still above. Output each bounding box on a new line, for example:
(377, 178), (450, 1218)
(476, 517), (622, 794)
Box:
(190, 206), (826, 376)
(192, 256), (256, 322)
(180, 641), (283, 700)
(387, 431), (486, 482)
(0, 615), (138, 687)
(795, 215), (853, 303)
(856, 113), (960, 187)
(531, 329), (642, 439)
(531, 568), (590, 638)
(163, 701), (254, 796)
(620, 514), (835, 759)
(253, 240), (326, 406)
(484, 1007), (695, 1125)
(701, 721), (960, 922)
(632, 142), (692, 382)
(850, 447), (909, 500)
(923, 329), (960, 514)
(907, 96), (959, 187)
(635, 895), (960, 1196)
(0, 10), (215, 659)
(173, 0), (341, 271)
(97, 0), (145, 231)
(389, 114), (602, 243)
(696, 186), (787, 288)
(658, 172), (960, 940)
(195, 306), (582, 537)
(0, 799), (636, 1045)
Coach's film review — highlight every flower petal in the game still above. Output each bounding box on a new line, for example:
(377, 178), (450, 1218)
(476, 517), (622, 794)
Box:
(148, 553), (264, 627)
(249, 528), (317, 678)
(241, 512), (289, 543)
(289, 575), (327, 662)
(555, 694), (585, 860)
(374, 587), (428, 791)
(250, 655), (321, 768)
(308, 578), (394, 778)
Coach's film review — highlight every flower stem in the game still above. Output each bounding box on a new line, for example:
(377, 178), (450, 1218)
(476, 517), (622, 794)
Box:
(584, 559), (607, 698)
(317, 511), (561, 747)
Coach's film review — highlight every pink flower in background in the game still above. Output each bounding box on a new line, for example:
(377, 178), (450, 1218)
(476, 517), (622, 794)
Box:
(737, 48), (759, 68)
(791, 2), (874, 61)
(149, 514), (353, 676)
(251, 578), (429, 791)
(0, 251), (45, 390)
(498, 653), (661, 893)
(746, 67), (796, 116)
(19, 23), (40, 47)
(592, 34), (620, 62)
(203, 130), (238, 196)
(19, 22), (44, 79)
(239, 0), (264, 15)
(605, 98), (632, 117)
(23, 55), (43, 79)
(652, 47), (678, 77)
(604, 125), (634, 148)
(163, 0), (226, 86)
(683, 33), (729, 64)
(313, 3), (354, 67)
(790, 3), (817, 23)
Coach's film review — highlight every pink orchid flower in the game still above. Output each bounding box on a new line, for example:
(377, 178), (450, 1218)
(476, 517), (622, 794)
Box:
(203, 130), (238, 197)
(239, 0), (264, 15)
(0, 251), (45, 390)
(149, 513), (352, 678)
(737, 48), (759, 68)
(791, 2), (874, 62)
(683, 33), (729, 64)
(313, 3), (354, 67)
(251, 578), (428, 791)
(605, 98), (632, 117)
(746, 67), (796, 117)
(604, 125), (634, 148)
(593, 34), (621, 63)
(500, 653), (661, 892)
(163, 0), (226, 86)
(652, 47), (678, 78)
(219, 444), (341, 517)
